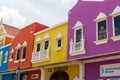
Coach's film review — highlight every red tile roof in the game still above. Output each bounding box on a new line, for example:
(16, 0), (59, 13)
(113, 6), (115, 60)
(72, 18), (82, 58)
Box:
(3, 23), (19, 37)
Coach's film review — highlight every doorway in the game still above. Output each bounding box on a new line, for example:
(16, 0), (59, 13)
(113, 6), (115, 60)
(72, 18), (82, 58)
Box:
(50, 71), (69, 80)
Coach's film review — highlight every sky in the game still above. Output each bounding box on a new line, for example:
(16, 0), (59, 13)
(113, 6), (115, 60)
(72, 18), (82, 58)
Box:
(0, 0), (104, 28)
(0, 0), (78, 28)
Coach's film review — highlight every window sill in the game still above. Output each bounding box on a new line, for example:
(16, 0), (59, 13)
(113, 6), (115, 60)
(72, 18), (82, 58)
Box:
(9, 59), (13, 62)
(56, 47), (62, 51)
(20, 59), (25, 62)
(70, 50), (85, 56)
(14, 60), (19, 63)
(94, 39), (108, 45)
(111, 36), (120, 41)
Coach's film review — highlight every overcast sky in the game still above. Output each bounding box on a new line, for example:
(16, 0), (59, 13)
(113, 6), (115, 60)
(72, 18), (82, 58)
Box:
(0, 0), (104, 28)
(0, 0), (78, 28)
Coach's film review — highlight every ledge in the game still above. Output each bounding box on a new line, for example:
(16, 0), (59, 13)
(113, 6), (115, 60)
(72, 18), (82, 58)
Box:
(111, 36), (120, 41)
(14, 60), (19, 63)
(94, 39), (108, 45)
(20, 59), (25, 62)
(56, 47), (62, 51)
(70, 50), (85, 56)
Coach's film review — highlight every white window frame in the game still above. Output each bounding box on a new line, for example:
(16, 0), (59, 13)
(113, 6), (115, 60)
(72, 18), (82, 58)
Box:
(70, 21), (85, 56)
(94, 12), (108, 45)
(0, 51), (3, 67)
(3, 51), (8, 63)
(56, 33), (62, 50)
(9, 48), (14, 61)
(110, 6), (120, 41)
(35, 37), (41, 52)
(72, 21), (84, 43)
(21, 41), (27, 62)
(14, 43), (21, 63)
(43, 34), (49, 50)
(44, 39), (49, 50)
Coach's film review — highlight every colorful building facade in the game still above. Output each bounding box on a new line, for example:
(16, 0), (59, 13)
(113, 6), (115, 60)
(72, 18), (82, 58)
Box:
(68, 0), (120, 80)
(6, 22), (48, 80)
(32, 21), (68, 67)
(0, 44), (10, 72)
(0, 19), (19, 48)
(32, 22), (81, 80)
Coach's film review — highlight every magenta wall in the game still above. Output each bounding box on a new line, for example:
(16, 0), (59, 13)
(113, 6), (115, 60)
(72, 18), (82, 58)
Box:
(85, 59), (120, 80)
(68, 0), (120, 60)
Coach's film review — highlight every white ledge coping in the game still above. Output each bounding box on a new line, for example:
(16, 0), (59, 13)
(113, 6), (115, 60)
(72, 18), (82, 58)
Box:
(94, 39), (108, 45)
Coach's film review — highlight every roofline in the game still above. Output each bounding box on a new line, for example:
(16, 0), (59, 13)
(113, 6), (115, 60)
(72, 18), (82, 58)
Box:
(0, 43), (11, 49)
(6, 34), (15, 38)
(34, 21), (68, 35)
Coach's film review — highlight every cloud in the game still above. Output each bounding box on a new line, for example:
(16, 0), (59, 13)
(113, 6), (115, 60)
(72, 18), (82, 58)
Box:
(0, 6), (26, 28)
(61, 0), (77, 4)
(82, 0), (104, 1)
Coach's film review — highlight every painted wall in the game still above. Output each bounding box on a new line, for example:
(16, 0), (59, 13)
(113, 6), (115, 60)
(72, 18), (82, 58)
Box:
(27, 69), (41, 80)
(85, 59), (120, 80)
(45, 64), (80, 80)
(68, 0), (120, 60)
(0, 44), (10, 72)
(32, 22), (68, 67)
(2, 73), (16, 80)
(8, 22), (48, 70)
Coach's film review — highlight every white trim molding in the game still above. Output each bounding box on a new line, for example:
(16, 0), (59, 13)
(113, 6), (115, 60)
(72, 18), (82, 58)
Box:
(94, 12), (107, 21)
(16, 43), (21, 49)
(110, 6), (120, 41)
(43, 34), (49, 40)
(110, 6), (120, 16)
(35, 37), (41, 42)
(22, 41), (27, 47)
(94, 12), (108, 45)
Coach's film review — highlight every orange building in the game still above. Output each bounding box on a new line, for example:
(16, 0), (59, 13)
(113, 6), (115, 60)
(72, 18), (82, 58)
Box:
(0, 19), (19, 47)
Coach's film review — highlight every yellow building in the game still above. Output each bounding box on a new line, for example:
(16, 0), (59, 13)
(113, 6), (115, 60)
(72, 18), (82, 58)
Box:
(32, 21), (68, 66)
(32, 21), (82, 80)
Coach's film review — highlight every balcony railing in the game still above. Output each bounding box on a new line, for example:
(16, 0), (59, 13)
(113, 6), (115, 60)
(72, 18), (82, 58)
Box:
(31, 49), (49, 62)
(70, 38), (85, 56)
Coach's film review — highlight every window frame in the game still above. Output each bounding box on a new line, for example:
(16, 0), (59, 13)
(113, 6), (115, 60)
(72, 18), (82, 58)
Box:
(21, 41), (27, 62)
(94, 12), (108, 45)
(3, 51), (8, 63)
(56, 33), (62, 50)
(74, 28), (82, 43)
(111, 13), (120, 41)
(44, 40), (49, 50)
(16, 48), (20, 61)
(0, 51), (3, 67)
(14, 43), (21, 63)
(36, 42), (41, 52)
(9, 49), (14, 61)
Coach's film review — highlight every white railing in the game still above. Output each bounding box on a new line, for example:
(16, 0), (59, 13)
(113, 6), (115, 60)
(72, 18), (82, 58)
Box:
(31, 49), (49, 62)
(70, 38), (85, 55)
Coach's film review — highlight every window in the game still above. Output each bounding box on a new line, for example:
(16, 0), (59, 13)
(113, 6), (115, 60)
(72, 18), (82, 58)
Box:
(4, 51), (8, 63)
(22, 47), (26, 59)
(16, 48), (20, 60)
(21, 41), (27, 61)
(36, 43), (40, 52)
(94, 12), (108, 45)
(114, 15), (120, 36)
(97, 20), (107, 40)
(70, 21), (85, 56)
(56, 33), (62, 50)
(9, 49), (14, 61)
(75, 29), (82, 42)
(57, 39), (61, 47)
(0, 51), (2, 67)
(44, 40), (49, 50)
(110, 6), (120, 41)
